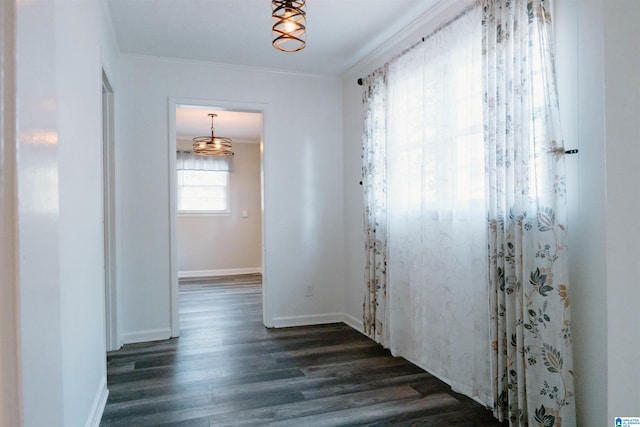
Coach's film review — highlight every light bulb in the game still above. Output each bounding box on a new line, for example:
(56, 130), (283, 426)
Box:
(283, 8), (296, 33)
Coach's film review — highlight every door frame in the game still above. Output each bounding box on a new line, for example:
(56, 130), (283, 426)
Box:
(167, 97), (271, 337)
(102, 69), (119, 351)
(0, 0), (22, 424)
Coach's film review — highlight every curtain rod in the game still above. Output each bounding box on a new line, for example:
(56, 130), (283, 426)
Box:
(357, 37), (426, 85)
(357, 1), (480, 85)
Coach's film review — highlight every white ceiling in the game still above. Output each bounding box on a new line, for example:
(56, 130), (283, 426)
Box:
(175, 107), (262, 150)
(106, 0), (443, 76)
(108, 0), (443, 144)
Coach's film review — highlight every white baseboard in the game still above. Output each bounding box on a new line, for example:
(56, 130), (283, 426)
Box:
(85, 377), (108, 427)
(272, 312), (345, 328)
(179, 267), (262, 279)
(269, 312), (363, 330)
(342, 312), (364, 333)
(120, 328), (172, 345)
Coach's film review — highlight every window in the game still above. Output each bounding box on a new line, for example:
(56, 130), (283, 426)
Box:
(387, 21), (484, 213)
(177, 170), (229, 214)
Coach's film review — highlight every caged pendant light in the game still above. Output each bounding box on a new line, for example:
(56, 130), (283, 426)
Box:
(272, 0), (306, 52)
(192, 114), (234, 157)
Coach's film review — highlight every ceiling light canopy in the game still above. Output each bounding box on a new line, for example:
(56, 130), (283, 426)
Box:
(192, 114), (234, 157)
(272, 0), (306, 52)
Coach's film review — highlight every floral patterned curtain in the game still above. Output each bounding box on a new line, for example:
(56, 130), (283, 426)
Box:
(482, 0), (576, 424)
(361, 67), (390, 346)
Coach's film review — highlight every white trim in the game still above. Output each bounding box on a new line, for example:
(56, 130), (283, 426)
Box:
(120, 328), (172, 345)
(98, 0), (120, 55)
(123, 52), (338, 81)
(272, 313), (345, 328)
(0, 1), (21, 425)
(102, 70), (119, 352)
(342, 312), (364, 334)
(179, 268), (263, 279)
(345, 0), (450, 76)
(168, 97), (269, 336)
(258, 112), (270, 327)
(84, 377), (108, 427)
(344, 0), (475, 79)
(168, 101), (180, 338)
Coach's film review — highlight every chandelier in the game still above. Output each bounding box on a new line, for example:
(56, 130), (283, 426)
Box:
(272, 0), (306, 52)
(192, 114), (234, 157)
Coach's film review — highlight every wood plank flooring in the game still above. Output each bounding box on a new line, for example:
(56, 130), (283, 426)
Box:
(101, 275), (505, 426)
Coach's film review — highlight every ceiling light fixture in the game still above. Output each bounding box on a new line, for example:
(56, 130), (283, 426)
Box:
(192, 113), (234, 157)
(272, 0), (306, 52)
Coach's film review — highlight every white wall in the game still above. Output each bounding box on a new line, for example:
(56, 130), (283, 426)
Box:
(603, 0), (640, 420)
(555, 1), (608, 425)
(15, 0), (118, 425)
(177, 142), (262, 275)
(117, 55), (345, 339)
(341, 78), (366, 330)
(56, 1), (116, 425)
(558, 1), (640, 422)
(16, 1), (64, 423)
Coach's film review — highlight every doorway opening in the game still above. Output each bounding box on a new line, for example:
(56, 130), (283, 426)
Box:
(168, 99), (268, 337)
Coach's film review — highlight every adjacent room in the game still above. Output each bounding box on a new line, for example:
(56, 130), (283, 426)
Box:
(3, 0), (640, 426)
(174, 107), (263, 282)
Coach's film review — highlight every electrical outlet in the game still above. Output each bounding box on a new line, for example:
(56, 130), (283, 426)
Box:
(305, 283), (314, 297)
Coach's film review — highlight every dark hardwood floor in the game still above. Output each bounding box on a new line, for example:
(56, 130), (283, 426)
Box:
(101, 275), (505, 426)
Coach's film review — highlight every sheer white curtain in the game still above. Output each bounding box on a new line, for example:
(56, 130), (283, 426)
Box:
(176, 150), (232, 171)
(385, 5), (491, 404)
